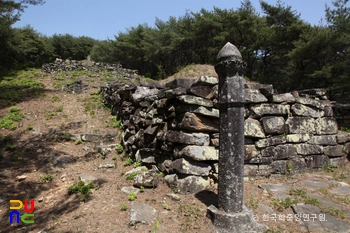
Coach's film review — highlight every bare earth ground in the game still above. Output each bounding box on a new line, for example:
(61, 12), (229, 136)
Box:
(0, 65), (349, 233)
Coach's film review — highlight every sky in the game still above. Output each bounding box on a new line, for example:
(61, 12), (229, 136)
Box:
(12, 0), (340, 41)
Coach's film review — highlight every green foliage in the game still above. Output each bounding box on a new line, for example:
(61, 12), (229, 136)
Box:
(125, 172), (138, 180)
(39, 174), (53, 183)
(124, 157), (134, 166)
(272, 197), (298, 211)
(116, 144), (124, 154)
(133, 161), (142, 168)
(120, 204), (128, 211)
(75, 138), (83, 145)
(0, 108), (24, 130)
(67, 180), (95, 202)
(128, 192), (137, 201)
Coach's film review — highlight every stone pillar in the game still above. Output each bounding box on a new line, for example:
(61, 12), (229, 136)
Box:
(207, 42), (267, 233)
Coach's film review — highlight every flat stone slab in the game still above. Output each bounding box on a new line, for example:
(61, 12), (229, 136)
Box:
(129, 203), (157, 226)
(79, 174), (99, 185)
(292, 204), (350, 233)
(121, 187), (140, 194)
(303, 180), (329, 190)
(259, 183), (293, 192)
(330, 186), (350, 195)
(306, 193), (350, 216)
(272, 193), (293, 201)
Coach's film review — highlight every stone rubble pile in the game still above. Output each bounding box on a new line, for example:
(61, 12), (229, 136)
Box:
(101, 76), (350, 194)
(42, 58), (139, 79)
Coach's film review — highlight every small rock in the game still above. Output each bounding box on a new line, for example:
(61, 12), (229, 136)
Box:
(79, 174), (99, 185)
(330, 186), (350, 195)
(124, 166), (148, 177)
(166, 193), (181, 201)
(121, 187), (140, 194)
(36, 149), (43, 153)
(38, 197), (44, 202)
(258, 183), (292, 192)
(98, 162), (115, 169)
(129, 203), (157, 226)
(16, 175), (27, 181)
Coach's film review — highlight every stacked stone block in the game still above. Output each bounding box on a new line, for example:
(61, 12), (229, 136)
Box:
(101, 76), (350, 194)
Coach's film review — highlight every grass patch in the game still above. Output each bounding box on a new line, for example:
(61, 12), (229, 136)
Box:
(0, 108), (24, 130)
(68, 180), (95, 202)
(125, 172), (138, 181)
(128, 192), (137, 201)
(0, 69), (44, 108)
(39, 174), (53, 183)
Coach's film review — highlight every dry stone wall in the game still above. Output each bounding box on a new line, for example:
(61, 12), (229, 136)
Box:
(42, 58), (139, 79)
(101, 76), (350, 194)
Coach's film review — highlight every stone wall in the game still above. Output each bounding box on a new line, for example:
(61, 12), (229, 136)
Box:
(101, 76), (350, 194)
(42, 58), (139, 79)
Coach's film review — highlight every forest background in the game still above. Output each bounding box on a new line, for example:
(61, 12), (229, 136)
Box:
(1, 0), (350, 102)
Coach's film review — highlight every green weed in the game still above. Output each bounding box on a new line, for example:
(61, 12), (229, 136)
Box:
(67, 180), (95, 202)
(120, 204), (128, 211)
(39, 174), (53, 183)
(128, 192), (137, 201)
(125, 172), (138, 181)
(124, 157), (133, 166)
(116, 144), (123, 154)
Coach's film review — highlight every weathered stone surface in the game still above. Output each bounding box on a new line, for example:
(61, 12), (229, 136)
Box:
(207, 205), (268, 233)
(336, 131), (350, 144)
(258, 165), (272, 176)
(135, 149), (156, 164)
(80, 174), (99, 185)
(323, 145), (344, 157)
(285, 134), (311, 143)
(295, 97), (324, 110)
(291, 103), (324, 118)
(174, 145), (218, 161)
(16, 175), (27, 182)
(121, 187), (140, 195)
(315, 118), (338, 135)
(330, 157), (348, 167)
(192, 76), (218, 86)
(294, 144), (323, 155)
(132, 86), (159, 103)
(124, 166), (148, 177)
(178, 95), (213, 107)
(248, 156), (273, 164)
(177, 105), (219, 118)
(259, 183), (293, 192)
(133, 170), (159, 188)
(158, 87), (186, 98)
(306, 193), (350, 216)
(189, 85), (214, 99)
(286, 117), (316, 134)
(244, 118), (265, 138)
(165, 131), (210, 146)
(292, 204), (350, 233)
(287, 158), (307, 172)
(255, 136), (287, 148)
(170, 158), (211, 176)
(175, 112), (219, 132)
(308, 135), (337, 145)
(306, 155), (330, 168)
(304, 180), (329, 189)
(81, 133), (102, 142)
(245, 89), (268, 103)
(270, 160), (287, 174)
(98, 162), (115, 168)
(261, 116), (288, 135)
(270, 93), (295, 103)
(164, 174), (210, 194)
(129, 204), (157, 226)
(274, 145), (298, 160)
(344, 142), (350, 154)
(244, 165), (259, 177)
(250, 104), (290, 117)
(261, 145), (297, 160)
(330, 186), (350, 195)
(244, 145), (260, 161)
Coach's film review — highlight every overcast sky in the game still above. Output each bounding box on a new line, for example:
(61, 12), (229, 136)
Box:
(12, 0), (340, 40)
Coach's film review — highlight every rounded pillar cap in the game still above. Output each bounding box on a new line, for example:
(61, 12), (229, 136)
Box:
(217, 42), (242, 62)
